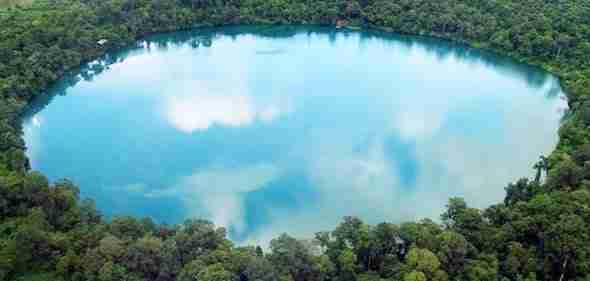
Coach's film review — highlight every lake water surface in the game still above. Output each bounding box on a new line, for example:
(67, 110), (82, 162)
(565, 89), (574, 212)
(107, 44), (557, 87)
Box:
(22, 26), (567, 244)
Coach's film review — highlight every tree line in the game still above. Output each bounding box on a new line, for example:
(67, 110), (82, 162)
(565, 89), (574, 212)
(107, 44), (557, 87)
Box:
(1, 0), (590, 280)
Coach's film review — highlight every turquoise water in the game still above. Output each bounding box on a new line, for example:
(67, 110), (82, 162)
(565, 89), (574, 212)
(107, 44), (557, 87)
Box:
(22, 26), (567, 244)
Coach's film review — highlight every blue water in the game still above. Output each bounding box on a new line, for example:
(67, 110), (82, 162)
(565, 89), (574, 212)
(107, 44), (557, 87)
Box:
(22, 26), (567, 244)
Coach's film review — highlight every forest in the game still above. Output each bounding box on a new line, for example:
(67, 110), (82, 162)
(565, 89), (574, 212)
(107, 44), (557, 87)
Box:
(1, 0), (590, 280)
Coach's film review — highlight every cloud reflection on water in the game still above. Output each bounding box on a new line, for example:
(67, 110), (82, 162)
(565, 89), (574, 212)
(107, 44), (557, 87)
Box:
(21, 26), (568, 246)
(140, 163), (281, 236)
(163, 80), (288, 132)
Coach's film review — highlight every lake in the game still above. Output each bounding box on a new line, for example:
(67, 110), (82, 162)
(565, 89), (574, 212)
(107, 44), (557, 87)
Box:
(22, 26), (567, 244)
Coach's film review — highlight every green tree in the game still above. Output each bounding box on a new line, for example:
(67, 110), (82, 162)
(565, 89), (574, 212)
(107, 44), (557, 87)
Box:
(503, 242), (534, 280)
(124, 235), (163, 280)
(338, 248), (357, 281)
(0, 239), (16, 281)
(464, 254), (499, 281)
(545, 214), (590, 281)
(404, 271), (427, 281)
(56, 249), (80, 278)
(97, 260), (129, 281)
(435, 231), (469, 279)
(546, 159), (583, 191)
(99, 235), (125, 260)
(441, 198), (467, 228)
(197, 263), (236, 281)
(269, 234), (319, 281)
(110, 216), (146, 241)
(178, 259), (206, 281)
(405, 247), (447, 281)
(175, 219), (226, 266)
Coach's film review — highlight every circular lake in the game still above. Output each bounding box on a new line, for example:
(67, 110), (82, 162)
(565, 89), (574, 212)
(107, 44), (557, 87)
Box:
(22, 26), (567, 244)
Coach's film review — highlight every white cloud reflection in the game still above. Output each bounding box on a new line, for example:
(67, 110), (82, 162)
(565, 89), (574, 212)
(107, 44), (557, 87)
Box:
(236, 80), (567, 246)
(163, 87), (289, 132)
(138, 164), (280, 235)
(21, 31), (570, 247)
(165, 91), (256, 132)
(23, 116), (43, 168)
(113, 34), (569, 245)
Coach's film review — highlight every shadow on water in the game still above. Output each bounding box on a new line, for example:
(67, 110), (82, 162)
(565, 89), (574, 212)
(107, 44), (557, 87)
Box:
(21, 25), (564, 123)
(20, 43), (141, 121)
(355, 28), (562, 93)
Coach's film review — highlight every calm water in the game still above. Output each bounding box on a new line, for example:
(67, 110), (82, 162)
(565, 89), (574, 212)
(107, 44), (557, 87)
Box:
(22, 26), (567, 244)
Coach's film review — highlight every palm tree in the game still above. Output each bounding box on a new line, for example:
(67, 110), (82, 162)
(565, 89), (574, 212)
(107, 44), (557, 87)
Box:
(533, 155), (550, 184)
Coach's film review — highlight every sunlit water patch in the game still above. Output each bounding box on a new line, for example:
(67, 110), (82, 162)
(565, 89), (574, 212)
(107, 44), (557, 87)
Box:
(22, 26), (567, 245)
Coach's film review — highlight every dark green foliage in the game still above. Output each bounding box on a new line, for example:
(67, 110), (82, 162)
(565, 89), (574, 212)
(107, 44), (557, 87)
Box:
(269, 234), (322, 281)
(1, 0), (590, 280)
